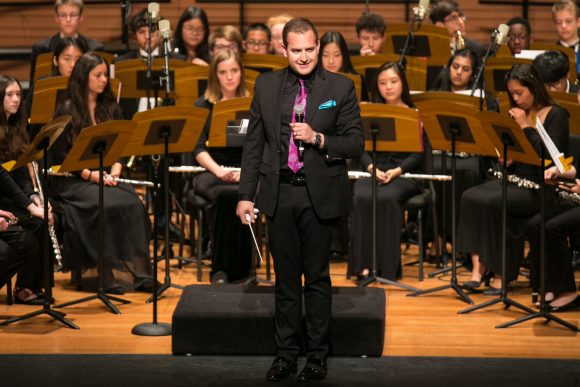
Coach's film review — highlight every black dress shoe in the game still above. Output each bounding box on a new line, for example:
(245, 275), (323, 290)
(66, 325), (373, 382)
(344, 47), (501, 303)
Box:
(266, 355), (297, 381)
(297, 356), (327, 382)
(549, 295), (580, 313)
(462, 280), (483, 290)
(483, 286), (502, 296)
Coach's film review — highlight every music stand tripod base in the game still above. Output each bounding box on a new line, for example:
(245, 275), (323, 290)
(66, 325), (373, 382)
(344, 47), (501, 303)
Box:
(132, 322), (172, 336)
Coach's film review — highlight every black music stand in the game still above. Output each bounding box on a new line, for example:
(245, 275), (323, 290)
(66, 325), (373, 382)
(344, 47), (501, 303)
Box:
(479, 115), (578, 332)
(125, 106), (207, 303)
(457, 111), (541, 318)
(408, 101), (498, 304)
(0, 116), (78, 329)
(357, 104), (421, 292)
(54, 120), (135, 315)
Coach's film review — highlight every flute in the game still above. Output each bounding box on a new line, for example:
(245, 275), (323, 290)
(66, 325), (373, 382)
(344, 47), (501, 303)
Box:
(168, 166), (452, 181)
(47, 169), (155, 188)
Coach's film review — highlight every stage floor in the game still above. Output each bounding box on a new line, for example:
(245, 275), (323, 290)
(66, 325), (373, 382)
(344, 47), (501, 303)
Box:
(1, 244), (579, 358)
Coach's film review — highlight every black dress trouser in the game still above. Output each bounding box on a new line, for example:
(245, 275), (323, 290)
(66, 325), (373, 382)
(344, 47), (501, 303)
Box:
(267, 182), (338, 361)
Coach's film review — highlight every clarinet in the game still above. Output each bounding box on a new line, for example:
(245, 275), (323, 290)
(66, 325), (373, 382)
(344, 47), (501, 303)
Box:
(32, 162), (64, 272)
(487, 169), (541, 190)
(488, 169), (580, 206)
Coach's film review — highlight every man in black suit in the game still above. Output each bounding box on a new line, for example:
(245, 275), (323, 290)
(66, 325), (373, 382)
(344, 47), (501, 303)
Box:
(30, 0), (103, 81)
(236, 18), (364, 382)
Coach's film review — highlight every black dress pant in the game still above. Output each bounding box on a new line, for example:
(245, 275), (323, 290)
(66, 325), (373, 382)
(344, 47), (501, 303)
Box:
(0, 225), (40, 290)
(528, 204), (579, 295)
(267, 182), (337, 361)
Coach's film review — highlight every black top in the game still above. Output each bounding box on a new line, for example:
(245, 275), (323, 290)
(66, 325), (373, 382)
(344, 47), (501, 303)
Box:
(513, 104), (569, 183)
(193, 96), (244, 168)
(0, 167), (32, 215)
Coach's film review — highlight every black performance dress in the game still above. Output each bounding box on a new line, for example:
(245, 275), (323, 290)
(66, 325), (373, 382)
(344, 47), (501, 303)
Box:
(190, 97), (251, 282)
(456, 105), (569, 281)
(49, 102), (152, 292)
(349, 122), (425, 280)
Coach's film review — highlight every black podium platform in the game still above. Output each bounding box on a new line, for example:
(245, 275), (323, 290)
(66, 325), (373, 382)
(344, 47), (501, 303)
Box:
(172, 285), (386, 357)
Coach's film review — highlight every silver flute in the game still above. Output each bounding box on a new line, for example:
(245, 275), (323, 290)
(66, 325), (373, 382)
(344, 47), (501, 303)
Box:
(47, 169), (155, 188)
(168, 166), (452, 182)
(32, 162), (64, 272)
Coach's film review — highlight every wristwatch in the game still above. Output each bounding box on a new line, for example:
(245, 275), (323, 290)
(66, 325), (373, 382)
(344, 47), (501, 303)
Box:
(314, 133), (322, 148)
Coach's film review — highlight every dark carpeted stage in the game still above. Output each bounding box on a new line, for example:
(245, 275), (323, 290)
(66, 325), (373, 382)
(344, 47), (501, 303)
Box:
(2, 354), (580, 386)
(172, 285), (386, 357)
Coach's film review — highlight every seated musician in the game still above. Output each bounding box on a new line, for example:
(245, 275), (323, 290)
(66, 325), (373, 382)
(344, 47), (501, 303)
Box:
(243, 23), (271, 55)
(429, 48), (490, 258)
(190, 49), (252, 284)
(349, 62), (425, 281)
(552, 0), (580, 81)
(25, 37), (87, 139)
(355, 13), (386, 57)
(457, 64), (569, 294)
(113, 8), (186, 119)
(429, 0), (485, 59)
(173, 6), (211, 66)
(30, 0), (103, 81)
(506, 17), (532, 56)
(532, 50), (580, 94)
(527, 165), (580, 312)
(266, 13), (293, 56)
(319, 31), (369, 101)
(0, 76), (52, 304)
(50, 53), (154, 294)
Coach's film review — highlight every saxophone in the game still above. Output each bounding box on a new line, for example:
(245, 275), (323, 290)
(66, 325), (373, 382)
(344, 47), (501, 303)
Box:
(31, 161), (63, 272)
(452, 30), (465, 53)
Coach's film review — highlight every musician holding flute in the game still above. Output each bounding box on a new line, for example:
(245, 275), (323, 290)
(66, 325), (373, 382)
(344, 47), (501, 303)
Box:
(350, 62), (426, 281)
(49, 53), (154, 295)
(457, 64), (570, 294)
(0, 75), (52, 305)
(527, 165), (580, 312)
(190, 48), (252, 284)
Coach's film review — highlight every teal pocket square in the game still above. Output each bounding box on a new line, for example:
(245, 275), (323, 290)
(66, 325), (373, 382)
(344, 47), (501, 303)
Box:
(319, 100), (336, 110)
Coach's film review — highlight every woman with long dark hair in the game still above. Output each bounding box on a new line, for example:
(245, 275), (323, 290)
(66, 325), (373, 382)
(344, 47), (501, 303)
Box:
(50, 53), (153, 294)
(0, 75), (50, 304)
(173, 6), (210, 65)
(457, 64), (569, 294)
(319, 31), (368, 101)
(349, 62), (425, 280)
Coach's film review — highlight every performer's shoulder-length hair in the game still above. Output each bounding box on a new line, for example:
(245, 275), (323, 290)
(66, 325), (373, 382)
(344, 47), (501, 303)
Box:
(204, 49), (249, 104)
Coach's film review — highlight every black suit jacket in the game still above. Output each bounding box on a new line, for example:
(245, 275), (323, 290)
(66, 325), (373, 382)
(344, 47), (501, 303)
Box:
(238, 66), (364, 219)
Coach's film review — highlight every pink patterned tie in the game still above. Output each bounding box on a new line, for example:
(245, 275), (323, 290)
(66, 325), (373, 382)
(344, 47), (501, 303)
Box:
(288, 79), (306, 173)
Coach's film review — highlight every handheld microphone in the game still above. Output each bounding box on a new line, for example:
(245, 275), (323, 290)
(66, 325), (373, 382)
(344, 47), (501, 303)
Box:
(412, 0), (430, 24)
(294, 105), (305, 160)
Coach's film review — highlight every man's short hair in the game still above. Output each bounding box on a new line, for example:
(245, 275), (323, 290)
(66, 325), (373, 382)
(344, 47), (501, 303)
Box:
(209, 25), (243, 51)
(506, 16), (532, 35)
(244, 23), (271, 41)
(532, 50), (570, 83)
(429, 0), (460, 24)
(282, 18), (319, 47)
(130, 8), (158, 35)
(355, 12), (386, 36)
(552, 0), (580, 18)
(54, 0), (84, 13)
